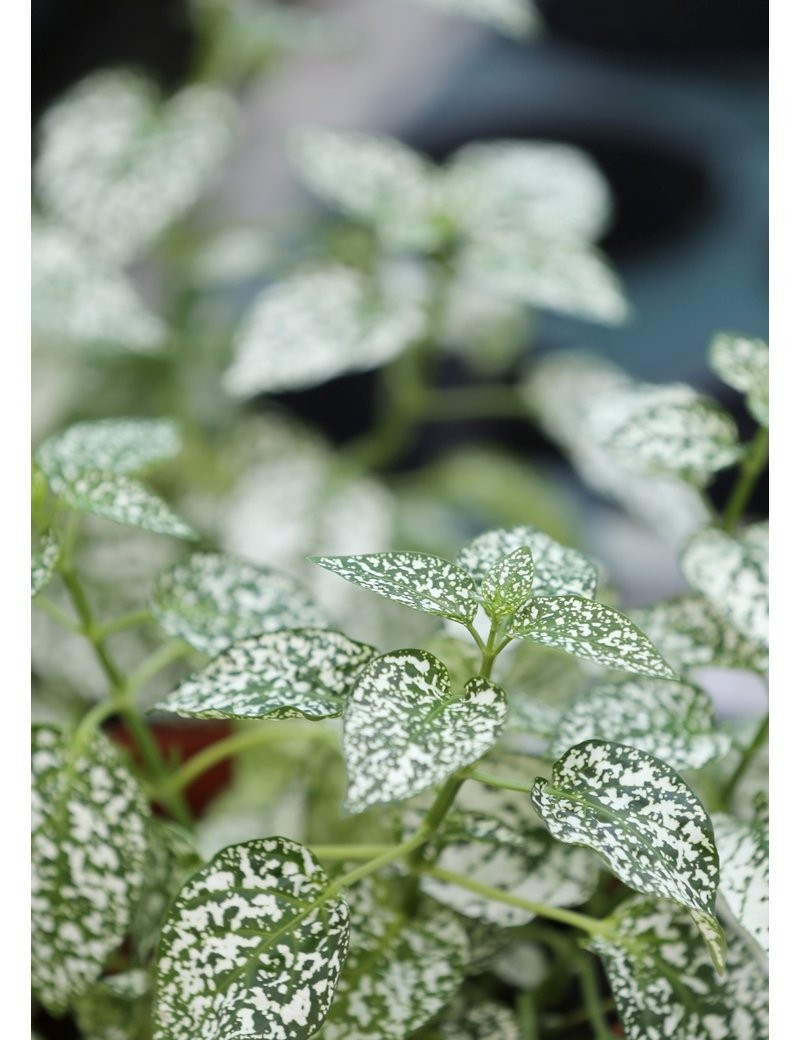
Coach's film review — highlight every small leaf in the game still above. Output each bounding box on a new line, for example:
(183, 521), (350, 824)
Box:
(508, 595), (676, 679)
(158, 628), (374, 720)
(712, 812), (769, 957)
(589, 896), (768, 1040)
(31, 532), (60, 597)
(74, 970), (150, 1040)
(62, 471), (196, 539)
(480, 547), (535, 618)
(531, 741), (720, 929)
(343, 650), (506, 813)
(681, 525), (768, 648)
(548, 678), (731, 771)
(152, 551), (326, 655)
(709, 333), (769, 426)
(154, 837), (349, 1040)
(311, 551), (478, 625)
(456, 525), (598, 599)
(32, 725), (150, 1013)
(436, 998), (523, 1039)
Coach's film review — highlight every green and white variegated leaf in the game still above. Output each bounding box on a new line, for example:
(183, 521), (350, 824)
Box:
(421, 810), (599, 927)
(35, 70), (236, 264)
(224, 265), (426, 396)
(152, 552), (325, 655)
(447, 141), (611, 242)
(401, 0), (537, 37)
(288, 128), (442, 251)
(31, 532), (60, 597)
(74, 970), (150, 1040)
(508, 596), (676, 679)
(31, 725), (150, 1014)
(311, 551), (478, 625)
(459, 232), (628, 324)
(480, 547), (535, 618)
(456, 525), (598, 599)
(322, 883), (468, 1040)
(594, 384), (741, 484)
(712, 813), (769, 957)
(589, 896), (768, 1040)
(682, 526), (768, 648)
(62, 471), (196, 539)
(343, 650), (506, 813)
(436, 999), (523, 1039)
(630, 595), (768, 676)
(158, 628), (374, 720)
(489, 940), (549, 991)
(531, 741), (721, 940)
(36, 418), (181, 493)
(154, 837), (349, 1040)
(548, 679), (730, 771)
(709, 333), (769, 426)
(32, 221), (165, 354)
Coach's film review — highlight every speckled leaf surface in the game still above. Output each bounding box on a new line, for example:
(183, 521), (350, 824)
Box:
(31, 725), (150, 1014)
(74, 970), (150, 1040)
(31, 532), (60, 597)
(404, 0), (536, 36)
(456, 526), (597, 599)
(420, 810), (599, 927)
(548, 679), (730, 771)
(712, 813), (769, 956)
(153, 838), (349, 1040)
(631, 595), (768, 676)
(531, 741), (720, 928)
(681, 527), (768, 648)
(342, 650), (506, 813)
(479, 547), (535, 618)
(709, 333), (769, 426)
(509, 596), (675, 679)
(322, 884), (468, 1040)
(62, 471), (196, 539)
(159, 628), (374, 720)
(435, 999), (523, 1039)
(589, 897), (768, 1040)
(152, 552), (326, 655)
(311, 552), (478, 625)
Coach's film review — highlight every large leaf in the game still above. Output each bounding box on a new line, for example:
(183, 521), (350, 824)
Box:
(709, 333), (769, 426)
(589, 897), (768, 1040)
(342, 650), (506, 813)
(508, 596), (676, 679)
(548, 679), (730, 771)
(31, 532), (60, 598)
(31, 725), (150, 1013)
(152, 552), (326, 655)
(158, 628), (374, 720)
(531, 741), (722, 960)
(154, 837), (349, 1040)
(712, 812), (769, 957)
(61, 471), (196, 539)
(456, 525), (598, 599)
(310, 552), (478, 625)
(681, 526), (768, 647)
(35, 70), (235, 263)
(322, 883), (468, 1039)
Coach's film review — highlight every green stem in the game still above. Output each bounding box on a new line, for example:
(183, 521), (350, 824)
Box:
(576, 955), (616, 1040)
(721, 714), (769, 806)
(126, 640), (191, 696)
(517, 990), (539, 1040)
(722, 427), (769, 532)
(311, 844), (396, 861)
(34, 595), (81, 634)
(463, 769), (533, 795)
(95, 609), (153, 639)
(428, 385), (531, 421)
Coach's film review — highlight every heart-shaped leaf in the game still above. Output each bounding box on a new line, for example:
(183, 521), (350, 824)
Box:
(548, 678), (730, 771)
(712, 812), (769, 957)
(158, 628), (374, 720)
(154, 837), (349, 1040)
(62, 471), (196, 539)
(32, 725), (150, 1014)
(589, 897), (768, 1040)
(342, 650), (506, 813)
(311, 552), (478, 625)
(709, 333), (768, 426)
(31, 532), (60, 598)
(152, 552), (326, 655)
(508, 596), (676, 679)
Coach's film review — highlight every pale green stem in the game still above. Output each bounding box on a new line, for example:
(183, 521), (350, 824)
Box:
(517, 991), (539, 1040)
(95, 609), (153, 639)
(311, 845), (396, 861)
(577, 955), (617, 1040)
(721, 713), (769, 806)
(463, 769), (533, 795)
(34, 595), (81, 634)
(125, 640), (191, 696)
(722, 427), (768, 532)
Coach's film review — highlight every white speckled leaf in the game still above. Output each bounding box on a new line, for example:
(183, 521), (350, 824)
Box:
(531, 741), (721, 943)
(630, 595), (769, 676)
(479, 547), (535, 618)
(509, 596), (675, 678)
(712, 813), (769, 956)
(421, 810), (599, 927)
(311, 552), (478, 625)
(159, 628), (374, 720)
(74, 970), (151, 1040)
(62, 471), (196, 539)
(709, 333), (769, 426)
(152, 552), (326, 655)
(437, 999), (522, 1039)
(681, 526), (768, 648)
(589, 896), (768, 1040)
(402, 0), (536, 36)
(548, 679), (730, 771)
(456, 526), (598, 599)
(343, 650), (506, 813)
(154, 837), (349, 1040)
(35, 70), (235, 264)
(31, 532), (60, 597)
(489, 940), (549, 991)
(31, 725), (150, 1014)
(322, 883), (468, 1040)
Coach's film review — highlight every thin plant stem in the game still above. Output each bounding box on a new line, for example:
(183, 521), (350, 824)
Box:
(722, 426), (768, 532)
(463, 769), (533, 794)
(125, 639), (191, 696)
(517, 990), (539, 1040)
(95, 609), (153, 639)
(34, 595), (81, 634)
(428, 385), (531, 421)
(310, 845), (396, 861)
(721, 713), (769, 806)
(576, 955), (617, 1040)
